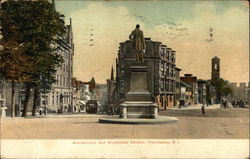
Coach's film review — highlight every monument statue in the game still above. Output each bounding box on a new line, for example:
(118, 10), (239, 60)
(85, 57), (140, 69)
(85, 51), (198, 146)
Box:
(129, 24), (146, 63)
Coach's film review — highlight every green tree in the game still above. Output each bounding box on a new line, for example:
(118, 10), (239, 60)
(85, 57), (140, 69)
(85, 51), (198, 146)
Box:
(0, 3), (33, 117)
(0, 0), (65, 117)
(212, 78), (233, 100)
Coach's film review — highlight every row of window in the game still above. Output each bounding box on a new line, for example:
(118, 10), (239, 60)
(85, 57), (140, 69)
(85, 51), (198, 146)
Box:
(57, 47), (70, 59)
(160, 79), (176, 92)
(160, 63), (176, 78)
(60, 63), (69, 72)
(160, 48), (176, 63)
(50, 91), (72, 106)
(55, 75), (69, 87)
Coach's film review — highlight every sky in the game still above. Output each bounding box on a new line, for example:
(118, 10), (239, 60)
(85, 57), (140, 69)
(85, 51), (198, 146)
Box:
(55, 0), (249, 84)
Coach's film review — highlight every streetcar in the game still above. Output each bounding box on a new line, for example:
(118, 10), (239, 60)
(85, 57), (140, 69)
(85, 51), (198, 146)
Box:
(86, 100), (98, 114)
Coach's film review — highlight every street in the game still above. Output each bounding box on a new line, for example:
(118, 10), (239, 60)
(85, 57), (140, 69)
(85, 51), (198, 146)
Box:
(1, 107), (249, 139)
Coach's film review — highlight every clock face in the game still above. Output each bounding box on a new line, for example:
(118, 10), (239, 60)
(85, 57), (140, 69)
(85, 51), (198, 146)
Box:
(214, 64), (218, 70)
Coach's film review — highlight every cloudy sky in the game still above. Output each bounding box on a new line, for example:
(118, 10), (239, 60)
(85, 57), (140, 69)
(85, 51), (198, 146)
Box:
(55, 0), (249, 84)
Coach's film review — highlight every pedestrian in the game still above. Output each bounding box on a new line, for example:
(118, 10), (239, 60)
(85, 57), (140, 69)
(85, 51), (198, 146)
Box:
(39, 107), (43, 115)
(201, 104), (205, 115)
(223, 100), (227, 109)
(178, 104), (182, 109)
(44, 106), (47, 116)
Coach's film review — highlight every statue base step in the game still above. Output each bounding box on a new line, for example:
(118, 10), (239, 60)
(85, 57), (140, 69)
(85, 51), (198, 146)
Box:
(120, 101), (158, 119)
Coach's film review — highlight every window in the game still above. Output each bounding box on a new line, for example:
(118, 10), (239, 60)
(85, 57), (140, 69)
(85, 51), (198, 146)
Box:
(60, 76), (62, 86)
(56, 93), (59, 105)
(160, 80), (164, 91)
(52, 92), (54, 105)
(160, 49), (164, 58)
(63, 77), (66, 86)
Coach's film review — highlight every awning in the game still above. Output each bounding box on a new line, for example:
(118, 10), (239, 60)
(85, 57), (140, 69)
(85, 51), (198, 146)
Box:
(80, 101), (86, 105)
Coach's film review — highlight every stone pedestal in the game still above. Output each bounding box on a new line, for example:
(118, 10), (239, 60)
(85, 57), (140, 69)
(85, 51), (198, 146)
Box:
(121, 66), (158, 119)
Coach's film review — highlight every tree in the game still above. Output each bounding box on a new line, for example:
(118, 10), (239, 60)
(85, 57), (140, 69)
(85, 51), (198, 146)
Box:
(212, 78), (233, 100)
(0, 0), (65, 117)
(0, 2), (33, 117)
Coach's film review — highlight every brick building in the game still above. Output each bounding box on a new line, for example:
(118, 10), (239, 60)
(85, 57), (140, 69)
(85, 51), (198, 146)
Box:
(180, 74), (198, 105)
(116, 38), (181, 110)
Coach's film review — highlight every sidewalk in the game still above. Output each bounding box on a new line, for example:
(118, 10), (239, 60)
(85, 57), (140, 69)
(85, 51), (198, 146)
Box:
(166, 104), (221, 110)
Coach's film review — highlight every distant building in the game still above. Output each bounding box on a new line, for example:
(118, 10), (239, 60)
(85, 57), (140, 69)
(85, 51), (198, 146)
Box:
(106, 66), (117, 113)
(197, 79), (207, 104)
(211, 56), (220, 82)
(179, 81), (192, 106)
(175, 67), (182, 106)
(72, 78), (83, 112)
(180, 74), (198, 105)
(248, 82), (250, 104)
(205, 80), (216, 105)
(230, 82), (248, 101)
(116, 38), (181, 110)
(95, 84), (107, 105)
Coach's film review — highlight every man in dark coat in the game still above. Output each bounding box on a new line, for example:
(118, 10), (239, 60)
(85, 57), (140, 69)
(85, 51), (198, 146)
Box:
(129, 24), (146, 63)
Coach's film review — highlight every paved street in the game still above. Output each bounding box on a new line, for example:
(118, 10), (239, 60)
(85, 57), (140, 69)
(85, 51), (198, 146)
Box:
(0, 107), (249, 139)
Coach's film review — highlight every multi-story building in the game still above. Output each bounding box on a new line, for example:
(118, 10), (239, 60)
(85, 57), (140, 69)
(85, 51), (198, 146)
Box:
(46, 19), (74, 113)
(175, 67), (182, 106)
(116, 38), (181, 110)
(95, 84), (107, 106)
(0, 1), (74, 116)
(106, 66), (117, 113)
(180, 74), (198, 105)
(180, 81), (192, 106)
(197, 79), (207, 104)
(0, 0), (4, 108)
(72, 78), (83, 112)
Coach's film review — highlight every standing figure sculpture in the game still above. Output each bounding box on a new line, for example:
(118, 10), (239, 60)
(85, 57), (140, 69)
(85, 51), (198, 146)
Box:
(129, 24), (146, 63)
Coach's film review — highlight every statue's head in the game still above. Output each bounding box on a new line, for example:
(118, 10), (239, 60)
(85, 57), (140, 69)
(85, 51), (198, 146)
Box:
(136, 24), (140, 28)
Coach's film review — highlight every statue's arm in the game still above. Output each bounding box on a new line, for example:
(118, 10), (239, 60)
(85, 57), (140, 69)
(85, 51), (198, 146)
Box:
(129, 31), (134, 40)
(142, 31), (146, 48)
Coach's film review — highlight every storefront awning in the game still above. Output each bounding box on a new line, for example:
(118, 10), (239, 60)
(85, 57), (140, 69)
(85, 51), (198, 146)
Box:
(80, 101), (86, 105)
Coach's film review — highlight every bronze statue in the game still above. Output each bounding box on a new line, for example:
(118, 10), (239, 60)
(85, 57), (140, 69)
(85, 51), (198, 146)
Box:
(129, 24), (146, 63)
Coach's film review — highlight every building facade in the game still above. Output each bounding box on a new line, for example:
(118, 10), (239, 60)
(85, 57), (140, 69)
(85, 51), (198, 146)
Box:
(46, 19), (74, 113)
(179, 81), (192, 106)
(175, 67), (182, 106)
(106, 66), (117, 113)
(116, 38), (180, 110)
(229, 82), (249, 102)
(180, 74), (198, 105)
(197, 79), (207, 104)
